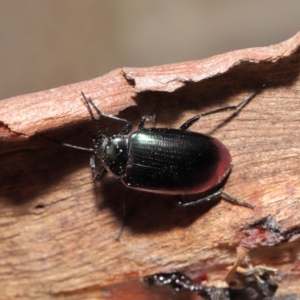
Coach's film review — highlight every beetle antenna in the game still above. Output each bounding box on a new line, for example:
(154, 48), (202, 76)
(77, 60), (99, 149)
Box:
(40, 135), (95, 153)
(81, 91), (103, 138)
(62, 142), (95, 153)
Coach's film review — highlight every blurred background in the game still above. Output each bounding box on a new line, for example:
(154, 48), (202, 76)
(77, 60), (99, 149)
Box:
(0, 0), (299, 100)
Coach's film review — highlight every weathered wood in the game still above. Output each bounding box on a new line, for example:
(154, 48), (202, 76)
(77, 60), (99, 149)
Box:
(0, 32), (300, 299)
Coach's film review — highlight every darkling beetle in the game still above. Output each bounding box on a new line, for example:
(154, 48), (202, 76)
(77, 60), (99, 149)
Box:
(64, 87), (263, 210)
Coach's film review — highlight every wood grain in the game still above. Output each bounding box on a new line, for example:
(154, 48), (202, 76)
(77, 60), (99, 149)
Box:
(0, 32), (300, 299)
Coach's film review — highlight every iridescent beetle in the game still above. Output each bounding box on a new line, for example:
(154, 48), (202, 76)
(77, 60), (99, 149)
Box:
(64, 87), (263, 210)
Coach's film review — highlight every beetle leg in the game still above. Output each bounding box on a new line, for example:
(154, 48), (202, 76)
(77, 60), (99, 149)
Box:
(90, 154), (107, 181)
(94, 168), (107, 181)
(177, 190), (254, 209)
(81, 92), (133, 135)
(118, 122), (133, 135)
(179, 85), (265, 131)
(177, 190), (222, 206)
(221, 191), (254, 209)
(138, 114), (157, 129)
(138, 99), (159, 129)
(179, 115), (201, 131)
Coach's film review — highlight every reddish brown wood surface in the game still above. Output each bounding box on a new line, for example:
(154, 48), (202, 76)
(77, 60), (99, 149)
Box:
(0, 32), (300, 299)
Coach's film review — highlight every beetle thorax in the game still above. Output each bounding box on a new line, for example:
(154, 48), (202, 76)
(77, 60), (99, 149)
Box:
(101, 135), (129, 177)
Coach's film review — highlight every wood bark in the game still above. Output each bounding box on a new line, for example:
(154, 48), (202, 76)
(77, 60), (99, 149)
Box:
(1, 32), (300, 299)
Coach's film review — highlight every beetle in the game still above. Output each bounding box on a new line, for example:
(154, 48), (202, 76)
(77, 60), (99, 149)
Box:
(63, 87), (263, 209)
